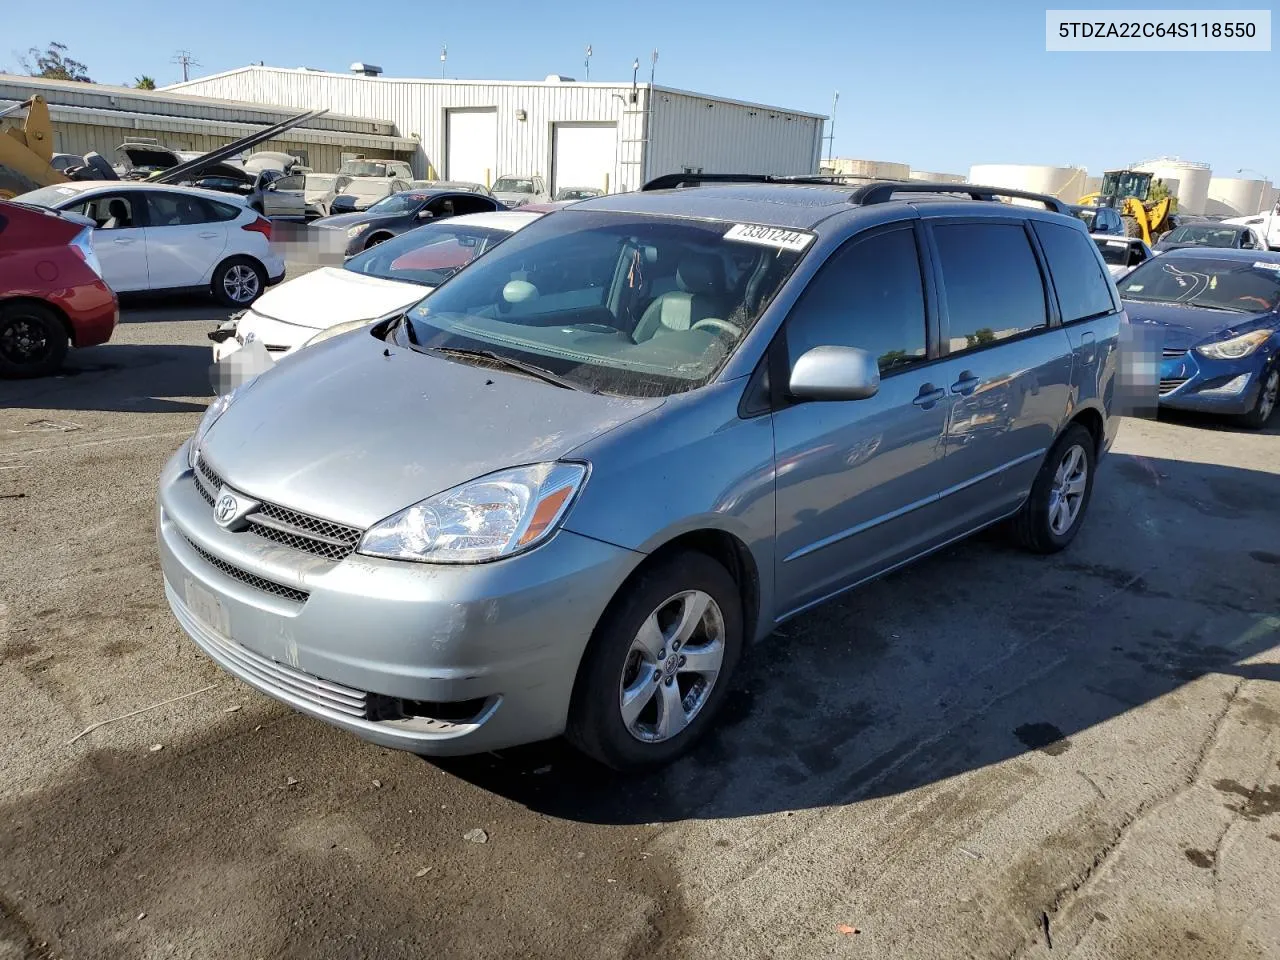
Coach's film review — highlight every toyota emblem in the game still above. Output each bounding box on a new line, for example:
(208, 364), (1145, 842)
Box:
(215, 493), (239, 525)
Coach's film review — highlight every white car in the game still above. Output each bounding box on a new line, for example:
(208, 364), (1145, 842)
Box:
(14, 181), (285, 307)
(1222, 211), (1280, 251)
(1091, 233), (1154, 279)
(210, 209), (545, 364)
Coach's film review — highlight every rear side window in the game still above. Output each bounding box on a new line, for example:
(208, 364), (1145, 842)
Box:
(933, 222), (1047, 353)
(1034, 221), (1116, 321)
(785, 227), (928, 375)
(203, 198), (242, 222)
(146, 193), (211, 227)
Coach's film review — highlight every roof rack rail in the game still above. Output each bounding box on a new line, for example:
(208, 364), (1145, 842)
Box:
(641, 172), (893, 191)
(845, 180), (1070, 214)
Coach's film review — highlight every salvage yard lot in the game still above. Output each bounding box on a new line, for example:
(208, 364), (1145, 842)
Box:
(1, 294), (1278, 960)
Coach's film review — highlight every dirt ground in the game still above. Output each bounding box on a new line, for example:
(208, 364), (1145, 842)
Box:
(1, 289), (1278, 960)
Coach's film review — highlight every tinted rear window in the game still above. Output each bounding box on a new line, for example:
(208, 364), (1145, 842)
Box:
(933, 222), (1048, 352)
(1034, 221), (1116, 322)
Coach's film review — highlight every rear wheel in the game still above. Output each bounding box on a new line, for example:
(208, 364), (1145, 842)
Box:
(1241, 366), (1279, 430)
(1009, 424), (1096, 553)
(0, 302), (68, 378)
(211, 257), (266, 307)
(567, 551), (743, 770)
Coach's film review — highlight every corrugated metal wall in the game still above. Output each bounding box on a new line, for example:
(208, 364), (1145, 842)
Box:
(169, 68), (823, 189)
(645, 89), (822, 180)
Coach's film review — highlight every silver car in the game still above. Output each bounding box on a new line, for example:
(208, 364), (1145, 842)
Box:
(158, 177), (1120, 770)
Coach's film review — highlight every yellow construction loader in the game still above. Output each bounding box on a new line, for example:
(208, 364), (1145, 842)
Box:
(2, 95), (327, 199)
(1077, 169), (1176, 246)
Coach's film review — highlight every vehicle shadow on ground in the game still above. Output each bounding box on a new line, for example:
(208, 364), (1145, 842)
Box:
(0, 342), (211, 413)
(116, 295), (238, 327)
(1157, 407), (1280, 437)
(434, 451), (1280, 824)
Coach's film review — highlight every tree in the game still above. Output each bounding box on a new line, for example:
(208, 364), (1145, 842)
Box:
(1147, 177), (1178, 212)
(134, 75), (156, 90)
(20, 42), (91, 82)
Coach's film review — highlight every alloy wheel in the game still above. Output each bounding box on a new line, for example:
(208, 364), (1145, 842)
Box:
(618, 590), (726, 743)
(1047, 443), (1088, 536)
(1259, 370), (1279, 423)
(222, 264), (261, 304)
(0, 316), (51, 365)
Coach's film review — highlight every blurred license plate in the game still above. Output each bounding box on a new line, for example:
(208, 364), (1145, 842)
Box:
(184, 578), (229, 638)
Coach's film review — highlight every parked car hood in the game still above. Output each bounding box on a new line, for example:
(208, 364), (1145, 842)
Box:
(311, 211), (399, 229)
(1122, 300), (1277, 349)
(493, 192), (533, 206)
(250, 267), (425, 331)
(202, 332), (664, 527)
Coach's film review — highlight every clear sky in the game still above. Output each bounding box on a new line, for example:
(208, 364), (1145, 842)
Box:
(6, 0), (1277, 182)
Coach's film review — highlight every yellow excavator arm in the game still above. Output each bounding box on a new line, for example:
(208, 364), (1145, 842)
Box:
(0, 96), (68, 199)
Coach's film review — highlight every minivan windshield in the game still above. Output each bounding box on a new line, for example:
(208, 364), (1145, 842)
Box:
(493, 178), (534, 193)
(402, 211), (809, 397)
(1118, 257), (1280, 313)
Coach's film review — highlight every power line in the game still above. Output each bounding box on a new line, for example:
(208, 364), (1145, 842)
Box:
(171, 50), (200, 83)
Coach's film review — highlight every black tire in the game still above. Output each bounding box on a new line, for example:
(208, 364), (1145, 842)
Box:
(567, 551), (743, 771)
(364, 233), (393, 250)
(1009, 423), (1097, 554)
(1240, 365), (1279, 430)
(1122, 215), (1143, 239)
(0, 302), (69, 379)
(211, 257), (267, 308)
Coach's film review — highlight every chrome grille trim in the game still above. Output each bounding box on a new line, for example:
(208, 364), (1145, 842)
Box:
(1159, 377), (1189, 396)
(192, 452), (362, 562)
(199, 631), (368, 720)
(182, 534), (309, 603)
(1162, 347), (1189, 358)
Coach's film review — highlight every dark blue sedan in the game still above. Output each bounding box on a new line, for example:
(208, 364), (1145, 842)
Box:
(1117, 248), (1280, 428)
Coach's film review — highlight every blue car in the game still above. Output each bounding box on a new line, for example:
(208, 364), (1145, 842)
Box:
(1117, 248), (1280, 428)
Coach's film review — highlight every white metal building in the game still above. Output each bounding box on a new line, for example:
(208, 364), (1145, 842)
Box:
(166, 65), (825, 192)
(0, 74), (417, 173)
(820, 158), (910, 179)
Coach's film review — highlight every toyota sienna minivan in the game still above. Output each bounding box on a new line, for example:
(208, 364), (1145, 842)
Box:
(158, 176), (1121, 770)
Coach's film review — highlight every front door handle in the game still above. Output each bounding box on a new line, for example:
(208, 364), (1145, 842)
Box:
(112, 237), (136, 244)
(950, 370), (981, 395)
(198, 231), (219, 239)
(912, 384), (946, 409)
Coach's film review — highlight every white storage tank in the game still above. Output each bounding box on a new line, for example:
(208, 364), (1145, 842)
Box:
(1263, 184), (1280, 214)
(1132, 158), (1211, 215)
(824, 158), (910, 179)
(968, 164), (1090, 203)
(908, 170), (965, 183)
(1206, 177), (1269, 217)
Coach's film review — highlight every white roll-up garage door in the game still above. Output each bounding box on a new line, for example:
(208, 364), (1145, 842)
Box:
(446, 108), (497, 186)
(552, 122), (617, 196)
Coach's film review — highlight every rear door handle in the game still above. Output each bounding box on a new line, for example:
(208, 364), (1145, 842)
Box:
(198, 231), (219, 239)
(950, 370), (980, 395)
(112, 237), (136, 244)
(912, 384), (946, 409)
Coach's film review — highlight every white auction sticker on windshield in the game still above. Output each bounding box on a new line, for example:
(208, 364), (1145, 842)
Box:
(1253, 261), (1280, 271)
(724, 223), (814, 251)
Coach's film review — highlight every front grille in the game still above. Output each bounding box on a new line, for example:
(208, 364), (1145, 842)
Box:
(183, 535), (309, 603)
(1159, 377), (1189, 396)
(199, 629), (368, 720)
(193, 452), (362, 562)
(1162, 347), (1189, 358)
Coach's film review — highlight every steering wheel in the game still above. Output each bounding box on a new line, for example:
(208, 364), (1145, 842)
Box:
(691, 318), (743, 339)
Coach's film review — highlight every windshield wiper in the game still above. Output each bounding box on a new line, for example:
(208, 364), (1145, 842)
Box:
(1184, 302), (1252, 314)
(427, 346), (588, 392)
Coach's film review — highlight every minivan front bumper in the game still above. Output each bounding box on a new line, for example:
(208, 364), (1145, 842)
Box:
(156, 444), (640, 755)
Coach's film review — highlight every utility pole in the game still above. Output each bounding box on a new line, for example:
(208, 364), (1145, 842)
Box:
(824, 90), (839, 168)
(171, 50), (200, 83)
(584, 45), (592, 81)
(650, 49), (658, 85)
(440, 43), (447, 78)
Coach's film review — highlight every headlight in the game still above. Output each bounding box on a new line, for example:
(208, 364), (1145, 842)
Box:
(302, 317), (375, 349)
(359, 462), (588, 563)
(346, 223), (371, 239)
(1195, 329), (1272, 360)
(188, 379), (254, 468)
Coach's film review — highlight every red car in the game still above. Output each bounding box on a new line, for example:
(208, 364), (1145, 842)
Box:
(0, 199), (118, 378)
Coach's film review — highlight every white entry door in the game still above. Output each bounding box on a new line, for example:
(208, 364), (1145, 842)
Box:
(552, 122), (617, 196)
(446, 109), (497, 187)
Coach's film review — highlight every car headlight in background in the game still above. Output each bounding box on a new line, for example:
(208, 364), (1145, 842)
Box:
(302, 317), (377, 349)
(346, 223), (371, 239)
(188, 378), (255, 468)
(359, 462), (588, 563)
(1196, 329), (1272, 360)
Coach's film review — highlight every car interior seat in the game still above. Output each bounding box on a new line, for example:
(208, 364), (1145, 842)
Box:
(101, 198), (131, 229)
(632, 252), (729, 342)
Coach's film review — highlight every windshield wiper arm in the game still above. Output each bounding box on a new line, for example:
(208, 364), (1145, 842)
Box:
(428, 346), (587, 392)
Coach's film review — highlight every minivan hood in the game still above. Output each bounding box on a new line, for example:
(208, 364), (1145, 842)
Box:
(250, 267), (425, 331)
(1122, 299), (1276, 349)
(201, 333), (664, 527)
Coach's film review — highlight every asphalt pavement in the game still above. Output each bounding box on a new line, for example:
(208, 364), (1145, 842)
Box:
(0, 288), (1277, 960)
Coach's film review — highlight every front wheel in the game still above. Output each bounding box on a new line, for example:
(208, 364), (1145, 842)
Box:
(567, 551), (743, 770)
(0, 302), (68, 378)
(1241, 366), (1279, 430)
(1009, 423), (1097, 553)
(211, 258), (266, 308)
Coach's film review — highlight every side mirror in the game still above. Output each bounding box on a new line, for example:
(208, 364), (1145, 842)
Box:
(417, 209), (435, 220)
(789, 345), (880, 401)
